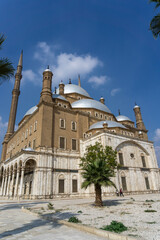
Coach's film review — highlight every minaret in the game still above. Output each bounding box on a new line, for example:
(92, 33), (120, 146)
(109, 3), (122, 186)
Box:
(40, 66), (53, 103)
(133, 103), (146, 130)
(1, 51), (23, 161)
(78, 74), (81, 87)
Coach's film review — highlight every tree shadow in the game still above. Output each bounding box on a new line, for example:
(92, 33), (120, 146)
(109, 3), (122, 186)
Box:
(0, 209), (78, 239)
(90, 198), (127, 207)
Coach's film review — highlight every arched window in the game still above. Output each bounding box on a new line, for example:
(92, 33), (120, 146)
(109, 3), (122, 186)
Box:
(60, 119), (65, 129)
(118, 152), (124, 166)
(121, 172), (127, 191)
(58, 175), (65, 193)
(144, 174), (150, 190)
(72, 176), (78, 193)
(71, 121), (76, 131)
(141, 155), (146, 168)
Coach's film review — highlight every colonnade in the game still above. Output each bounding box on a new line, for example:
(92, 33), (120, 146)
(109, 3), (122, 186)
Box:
(0, 159), (36, 198)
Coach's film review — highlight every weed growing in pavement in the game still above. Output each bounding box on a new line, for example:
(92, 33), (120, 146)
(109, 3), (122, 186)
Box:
(77, 210), (82, 213)
(48, 202), (54, 210)
(101, 221), (128, 233)
(144, 209), (157, 213)
(146, 221), (156, 224)
(68, 216), (81, 223)
(146, 199), (154, 202)
(130, 197), (135, 201)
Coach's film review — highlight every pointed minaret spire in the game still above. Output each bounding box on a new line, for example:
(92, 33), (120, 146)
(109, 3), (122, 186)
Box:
(78, 74), (81, 87)
(1, 51), (23, 161)
(18, 50), (23, 67)
(118, 109), (121, 115)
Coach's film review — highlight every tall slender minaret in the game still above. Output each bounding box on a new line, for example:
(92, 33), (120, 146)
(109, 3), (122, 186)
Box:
(78, 74), (81, 87)
(1, 51), (23, 162)
(133, 103), (146, 130)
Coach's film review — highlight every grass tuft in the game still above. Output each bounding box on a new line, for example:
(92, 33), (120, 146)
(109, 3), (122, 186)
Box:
(101, 221), (128, 233)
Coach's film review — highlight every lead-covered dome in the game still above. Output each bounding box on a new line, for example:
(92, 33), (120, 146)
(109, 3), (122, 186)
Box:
(24, 106), (38, 117)
(116, 115), (132, 122)
(89, 120), (127, 130)
(71, 99), (111, 113)
(55, 84), (90, 98)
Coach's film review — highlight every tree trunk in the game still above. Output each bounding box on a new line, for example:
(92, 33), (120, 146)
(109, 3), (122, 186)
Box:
(95, 183), (103, 207)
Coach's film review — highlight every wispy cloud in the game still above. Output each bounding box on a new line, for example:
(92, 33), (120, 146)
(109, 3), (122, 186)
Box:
(154, 128), (160, 142)
(0, 116), (8, 153)
(22, 41), (109, 86)
(153, 128), (160, 166)
(111, 88), (121, 96)
(88, 75), (110, 86)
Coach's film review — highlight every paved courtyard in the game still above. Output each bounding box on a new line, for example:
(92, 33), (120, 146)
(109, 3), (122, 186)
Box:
(0, 200), (107, 240)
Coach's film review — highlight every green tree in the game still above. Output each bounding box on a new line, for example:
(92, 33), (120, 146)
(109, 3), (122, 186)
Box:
(0, 34), (14, 85)
(150, 0), (160, 38)
(80, 142), (118, 207)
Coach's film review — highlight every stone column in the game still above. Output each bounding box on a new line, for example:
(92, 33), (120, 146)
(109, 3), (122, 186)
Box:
(19, 168), (24, 196)
(0, 175), (5, 195)
(14, 170), (20, 197)
(6, 174), (11, 197)
(3, 174), (7, 196)
(10, 172), (15, 197)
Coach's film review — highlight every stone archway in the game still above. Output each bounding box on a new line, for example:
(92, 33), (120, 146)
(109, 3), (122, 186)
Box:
(24, 159), (36, 197)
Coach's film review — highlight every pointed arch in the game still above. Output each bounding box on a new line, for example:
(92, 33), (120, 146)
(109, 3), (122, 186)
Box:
(115, 140), (149, 156)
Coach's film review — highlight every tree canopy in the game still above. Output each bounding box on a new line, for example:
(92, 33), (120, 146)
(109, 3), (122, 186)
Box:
(80, 142), (118, 206)
(150, 0), (160, 38)
(0, 34), (14, 85)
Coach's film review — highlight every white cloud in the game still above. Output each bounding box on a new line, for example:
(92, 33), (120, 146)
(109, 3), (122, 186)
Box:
(34, 42), (55, 64)
(155, 145), (160, 166)
(154, 128), (160, 142)
(88, 75), (109, 86)
(111, 88), (121, 96)
(53, 53), (102, 83)
(22, 70), (41, 85)
(0, 116), (8, 154)
(0, 116), (8, 137)
(23, 42), (105, 86)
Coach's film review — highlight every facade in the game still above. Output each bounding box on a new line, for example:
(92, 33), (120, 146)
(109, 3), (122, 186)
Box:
(0, 52), (159, 199)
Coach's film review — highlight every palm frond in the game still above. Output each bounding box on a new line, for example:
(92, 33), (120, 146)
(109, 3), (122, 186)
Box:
(150, 14), (160, 38)
(0, 58), (15, 84)
(0, 34), (5, 50)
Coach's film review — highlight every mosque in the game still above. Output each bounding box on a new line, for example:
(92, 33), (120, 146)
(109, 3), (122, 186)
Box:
(0, 52), (159, 199)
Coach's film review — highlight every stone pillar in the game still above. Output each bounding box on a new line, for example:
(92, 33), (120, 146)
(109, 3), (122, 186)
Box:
(19, 168), (24, 196)
(3, 174), (7, 196)
(14, 170), (20, 197)
(6, 174), (11, 197)
(10, 172), (15, 197)
(0, 175), (5, 195)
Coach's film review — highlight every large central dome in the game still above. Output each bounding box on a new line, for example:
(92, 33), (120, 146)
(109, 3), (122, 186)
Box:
(71, 99), (111, 113)
(55, 84), (90, 98)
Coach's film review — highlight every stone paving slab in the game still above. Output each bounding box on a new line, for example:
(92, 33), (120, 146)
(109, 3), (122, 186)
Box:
(0, 202), (108, 240)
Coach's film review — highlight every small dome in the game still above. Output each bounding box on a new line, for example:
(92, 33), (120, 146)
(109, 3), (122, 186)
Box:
(116, 115), (132, 122)
(24, 106), (38, 117)
(23, 147), (35, 151)
(52, 94), (68, 102)
(89, 120), (127, 130)
(71, 99), (111, 113)
(55, 84), (90, 98)
(134, 104), (139, 109)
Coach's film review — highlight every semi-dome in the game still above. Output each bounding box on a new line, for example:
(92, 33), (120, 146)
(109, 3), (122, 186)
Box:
(55, 84), (90, 98)
(89, 120), (127, 130)
(52, 94), (68, 102)
(71, 99), (111, 113)
(24, 106), (38, 117)
(116, 115), (132, 122)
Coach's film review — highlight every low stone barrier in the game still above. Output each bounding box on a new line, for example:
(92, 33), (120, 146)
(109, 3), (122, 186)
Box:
(21, 207), (137, 240)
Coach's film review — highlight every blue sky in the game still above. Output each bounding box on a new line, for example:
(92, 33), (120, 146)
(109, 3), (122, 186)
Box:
(0, 0), (160, 164)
